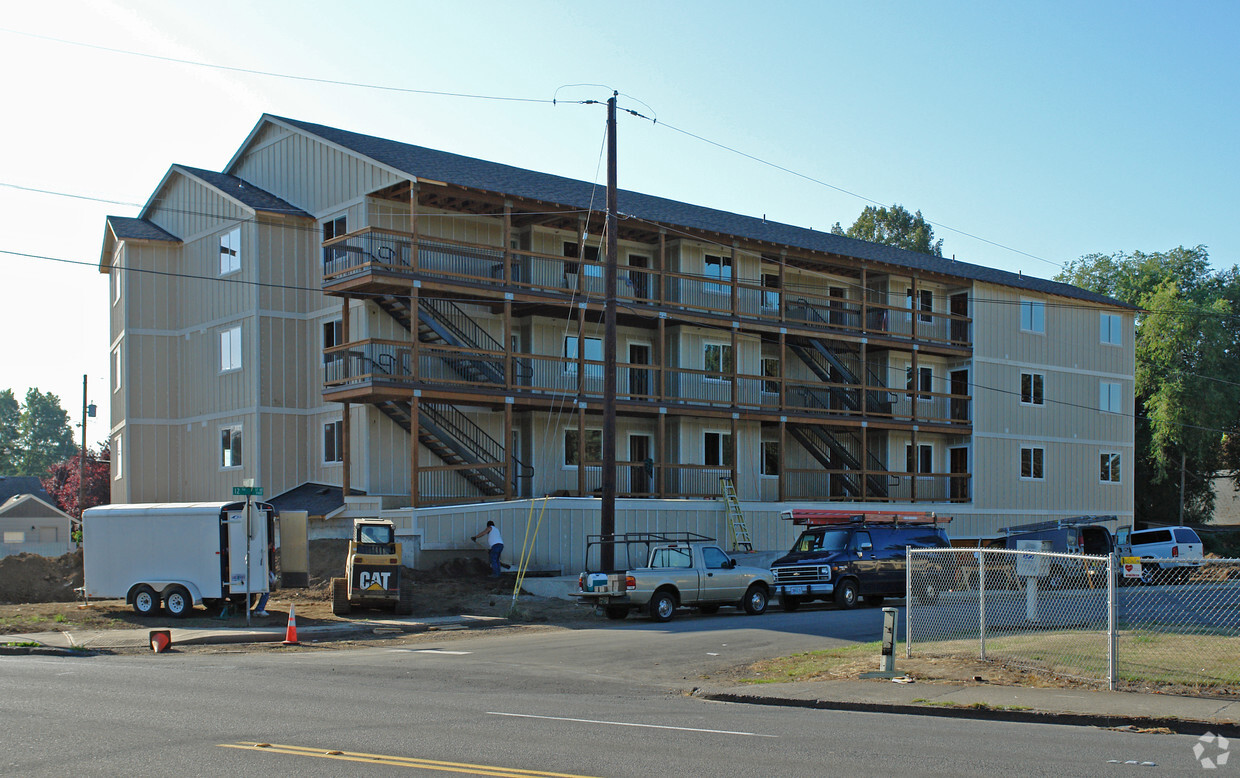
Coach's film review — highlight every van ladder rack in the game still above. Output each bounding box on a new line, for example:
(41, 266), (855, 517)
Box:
(998, 515), (1117, 535)
(780, 509), (948, 526)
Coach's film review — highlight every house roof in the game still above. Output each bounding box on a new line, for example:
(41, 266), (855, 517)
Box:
(266, 114), (1129, 309)
(106, 216), (179, 242)
(0, 476), (54, 505)
(269, 482), (363, 519)
(175, 165), (311, 218)
(0, 493), (74, 522)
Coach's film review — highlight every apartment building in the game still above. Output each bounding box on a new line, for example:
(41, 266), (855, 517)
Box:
(99, 114), (1134, 565)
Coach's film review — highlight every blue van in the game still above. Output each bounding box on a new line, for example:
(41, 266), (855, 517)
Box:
(769, 511), (951, 610)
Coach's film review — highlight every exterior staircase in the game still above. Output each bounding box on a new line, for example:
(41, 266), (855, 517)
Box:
(788, 424), (889, 498)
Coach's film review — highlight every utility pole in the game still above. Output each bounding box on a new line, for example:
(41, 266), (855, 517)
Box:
(1179, 451), (1186, 524)
(601, 91), (618, 570)
(78, 375), (87, 519)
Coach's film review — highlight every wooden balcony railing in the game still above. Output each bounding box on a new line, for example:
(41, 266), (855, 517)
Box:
(322, 227), (973, 348)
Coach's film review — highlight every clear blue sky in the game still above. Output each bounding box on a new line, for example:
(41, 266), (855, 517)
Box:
(1, 0), (1236, 440)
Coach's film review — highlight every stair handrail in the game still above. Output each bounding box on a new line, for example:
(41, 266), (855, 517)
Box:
(423, 403), (532, 479)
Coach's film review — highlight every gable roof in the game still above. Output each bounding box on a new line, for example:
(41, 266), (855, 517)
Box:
(0, 493), (74, 523)
(269, 482), (362, 519)
(106, 216), (179, 242)
(0, 476), (54, 505)
(175, 165), (311, 218)
(265, 114), (1128, 309)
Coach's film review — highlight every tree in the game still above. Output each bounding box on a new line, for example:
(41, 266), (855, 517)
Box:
(42, 444), (111, 520)
(832, 204), (944, 256)
(2, 389), (77, 477)
(0, 389), (19, 475)
(1056, 247), (1240, 523)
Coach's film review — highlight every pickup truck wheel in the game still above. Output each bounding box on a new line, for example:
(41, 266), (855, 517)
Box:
(604, 606), (629, 620)
(131, 585), (159, 616)
(698, 604), (720, 615)
(834, 579), (859, 610)
(742, 585), (768, 615)
(163, 585), (193, 618)
(780, 594), (802, 612)
(649, 590), (676, 622)
(331, 577), (352, 616)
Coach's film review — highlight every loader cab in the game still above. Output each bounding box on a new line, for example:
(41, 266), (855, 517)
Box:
(354, 520), (396, 555)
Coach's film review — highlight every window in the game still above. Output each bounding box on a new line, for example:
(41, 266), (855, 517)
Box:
(761, 358), (780, 394)
(564, 336), (602, 378)
(762, 440), (780, 477)
(113, 346), (122, 392)
(1099, 381), (1121, 413)
(563, 242), (600, 277)
(113, 434), (122, 479)
(220, 426), (243, 469)
(3, 531), (24, 544)
(704, 253), (732, 293)
(1100, 313), (1122, 345)
(563, 428), (602, 467)
(323, 319), (343, 366)
(1100, 452), (1121, 483)
(704, 343), (734, 381)
(701, 546), (730, 569)
(112, 257), (122, 304)
(1020, 372), (1044, 406)
(322, 215), (346, 262)
(761, 273), (780, 310)
(907, 288), (933, 323)
(906, 365), (933, 397)
(1020, 298), (1045, 333)
(220, 326), (242, 372)
(219, 227), (241, 275)
(905, 443), (933, 474)
(324, 420), (343, 464)
(704, 431), (733, 467)
(1020, 446), (1044, 480)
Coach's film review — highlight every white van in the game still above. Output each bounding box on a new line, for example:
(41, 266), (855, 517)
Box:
(1116, 525), (1204, 584)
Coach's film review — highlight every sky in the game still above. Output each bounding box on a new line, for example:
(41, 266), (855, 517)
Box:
(1, 0), (1237, 444)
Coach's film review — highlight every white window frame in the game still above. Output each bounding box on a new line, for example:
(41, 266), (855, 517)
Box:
(704, 253), (732, 294)
(1020, 298), (1045, 334)
(220, 325), (242, 373)
(113, 345), (122, 393)
(1100, 313), (1122, 345)
(1020, 446), (1045, 480)
(112, 255), (122, 305)
(1099, 381), (1121, 413)
(563, 427), (602, 469)
(323, 420), (343, 465)
(1020, 371), (1044, 406)
(1100, 451), (1121, 483)
(905, 443), (933, 475)
(3, 531), (24, 544)
(703, 430), (733, 467)
(220, 425), (243, 470)
(704, 342), (734, 382)
(906, 287), (934, 323)
(219, 227), (241, 276)
(113, 434), (122, 480)
(564, 335), (602, 378)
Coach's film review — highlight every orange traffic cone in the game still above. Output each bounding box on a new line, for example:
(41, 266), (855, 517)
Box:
(282, 603), (299, 645)
(149, 629), (171, 653)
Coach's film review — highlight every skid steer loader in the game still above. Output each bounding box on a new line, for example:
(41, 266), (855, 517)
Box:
(331, 519), (414, 616)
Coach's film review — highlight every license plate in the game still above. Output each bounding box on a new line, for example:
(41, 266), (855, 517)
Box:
(783, 585), (807, 595)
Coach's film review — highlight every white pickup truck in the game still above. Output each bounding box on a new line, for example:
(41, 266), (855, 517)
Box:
(577, 532), (773, 622)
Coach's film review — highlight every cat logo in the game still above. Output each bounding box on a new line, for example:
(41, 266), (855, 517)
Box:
(359, 571), (392, 591)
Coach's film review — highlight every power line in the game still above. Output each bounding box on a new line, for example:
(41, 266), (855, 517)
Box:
(0, 27), (558, 104)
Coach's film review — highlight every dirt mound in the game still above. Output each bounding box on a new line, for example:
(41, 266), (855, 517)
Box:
(0, 549), (84, 604)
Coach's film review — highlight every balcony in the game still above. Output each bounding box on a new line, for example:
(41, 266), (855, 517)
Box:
(321, 228), (972, 349)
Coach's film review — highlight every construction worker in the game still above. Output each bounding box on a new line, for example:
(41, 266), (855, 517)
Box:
(472, 520), (504, 577)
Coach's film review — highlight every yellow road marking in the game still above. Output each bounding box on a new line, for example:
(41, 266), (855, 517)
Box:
(219, 742), (601, 778)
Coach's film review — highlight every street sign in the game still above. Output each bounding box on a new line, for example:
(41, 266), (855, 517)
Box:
(233, 486), (263, 496)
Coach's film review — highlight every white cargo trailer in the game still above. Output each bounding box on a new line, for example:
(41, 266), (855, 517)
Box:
(82, 501), (275, 616)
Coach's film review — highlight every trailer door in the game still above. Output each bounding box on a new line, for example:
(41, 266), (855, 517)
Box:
(224, 508), (269, 595)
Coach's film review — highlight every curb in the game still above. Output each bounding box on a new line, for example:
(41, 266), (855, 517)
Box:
(695, 690), (1240, 737)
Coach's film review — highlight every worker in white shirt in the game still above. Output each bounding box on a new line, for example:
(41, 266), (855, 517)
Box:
(472, 520), (505, 577)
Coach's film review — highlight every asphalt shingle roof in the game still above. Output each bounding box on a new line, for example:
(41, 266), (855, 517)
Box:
(272, 115), (1127, 309)
(177, 165), (311, 218)
(0, 476), (54, 505)
(106, 216), (179, 242)
(269, 482), (362, 518)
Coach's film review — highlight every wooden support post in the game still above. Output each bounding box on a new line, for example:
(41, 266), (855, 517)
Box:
(341, 297), (351, 498)
(410, 395), (420, 507)
(657, 316), (666, 402)
(778, 419), (786, 503)
(657, 412), (666, 499)
(778, 331), (786, 410)
(730, 327), (738, 408)
(778, 250), (787, 322)
(504, 400), (513, 500)
(577, 402), (586, 497)
(657, 230), (666, 305)
(730, 242), (739, 317)
(503, 200), (512, 284)
(410, 285), (420, 382)
(575, 216), (586, 295)
(409, 182), (420, 272)
(861, 423), (868, 502)
(503, 300), (512, 392)
(730, 414), (739, 498)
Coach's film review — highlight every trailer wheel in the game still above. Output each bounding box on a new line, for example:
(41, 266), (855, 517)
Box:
(131, 585), (159, 617)
(649, 590), (677, 622)
(742, 584), (768, 615)
(394, 580), (414, 615)
(604, 606), (629, 620)
(163, 585), (193, 618)
(331, 577), (352, 616)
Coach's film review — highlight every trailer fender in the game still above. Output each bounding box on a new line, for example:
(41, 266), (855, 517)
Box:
(126, 581), (204, 606)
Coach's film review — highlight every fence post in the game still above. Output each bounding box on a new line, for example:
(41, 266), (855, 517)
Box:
(978, 549), (987, 661)
(1108, 553), (1117, 690)
(905, 549), (913, 658)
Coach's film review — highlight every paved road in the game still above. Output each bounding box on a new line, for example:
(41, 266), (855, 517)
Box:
(1, 610), (1214, 776)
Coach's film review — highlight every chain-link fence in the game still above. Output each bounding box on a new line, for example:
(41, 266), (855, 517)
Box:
(907, 549), (1240, 694)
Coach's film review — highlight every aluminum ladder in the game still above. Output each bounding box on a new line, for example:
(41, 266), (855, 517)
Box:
(719, 477), (753, 552)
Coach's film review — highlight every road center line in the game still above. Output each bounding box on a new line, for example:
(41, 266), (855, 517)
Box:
(487, 711), (777, 738)
(221, 742), (596, 778)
